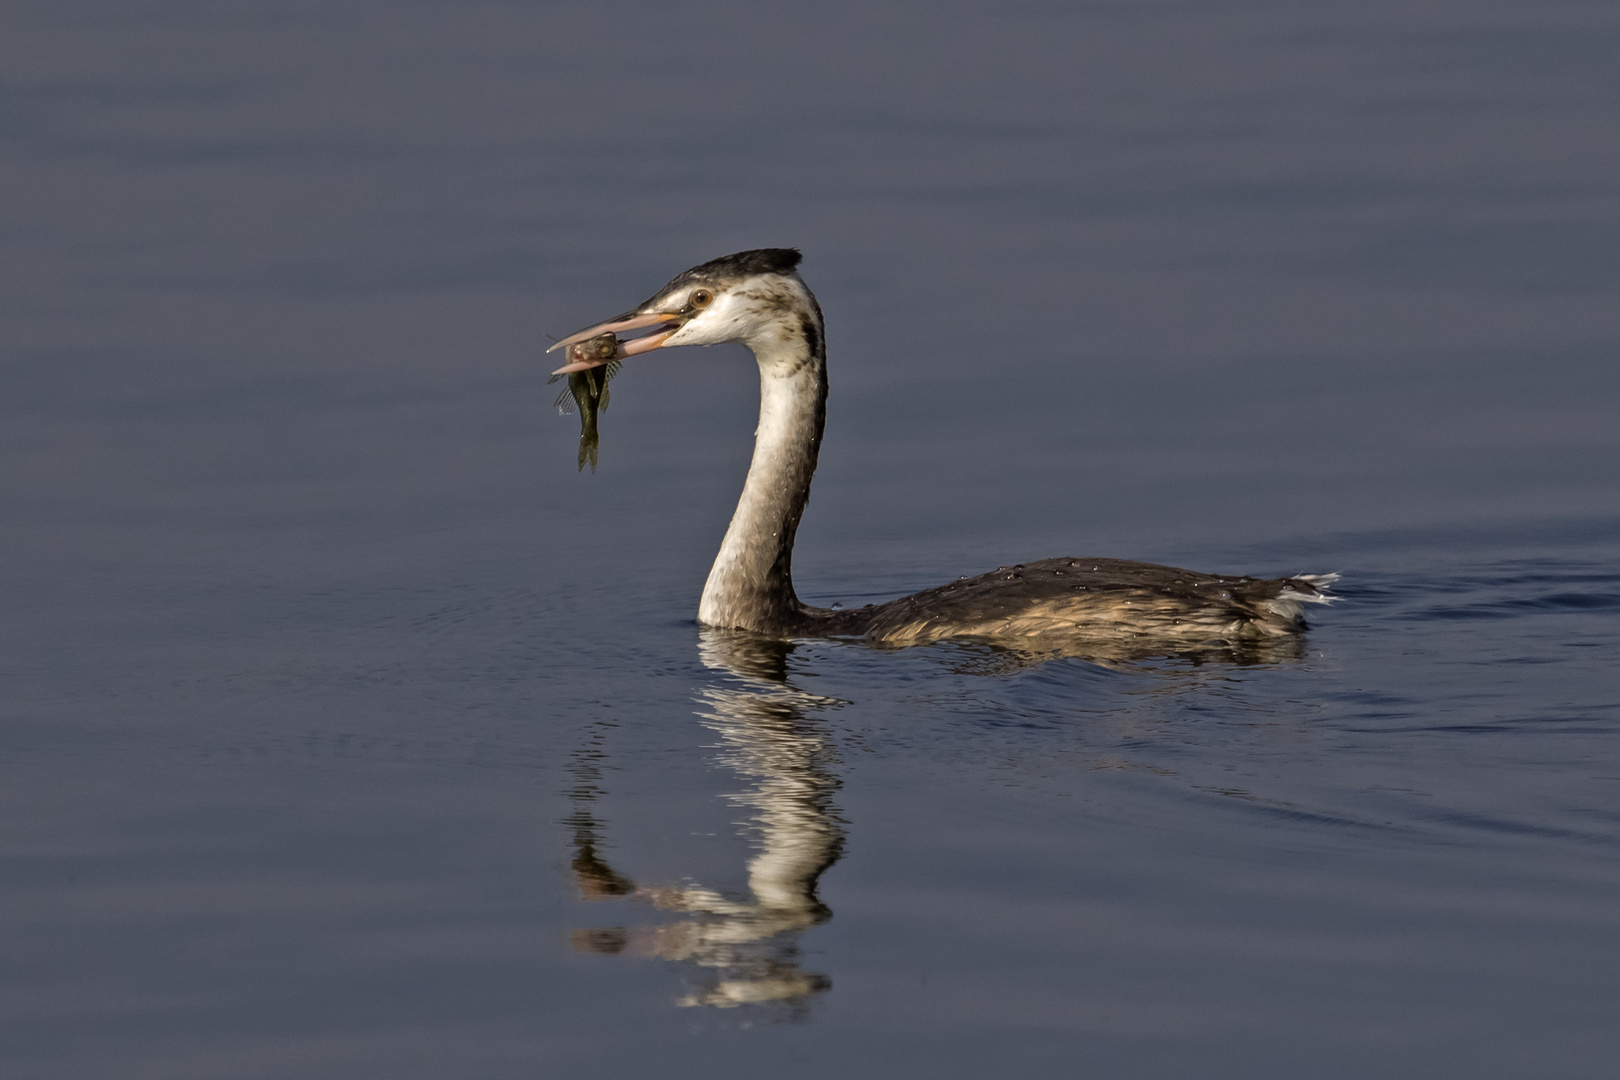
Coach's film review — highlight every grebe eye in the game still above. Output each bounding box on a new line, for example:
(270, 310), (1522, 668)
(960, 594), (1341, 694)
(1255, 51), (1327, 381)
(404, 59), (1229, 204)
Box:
(689, 288), (714, 308)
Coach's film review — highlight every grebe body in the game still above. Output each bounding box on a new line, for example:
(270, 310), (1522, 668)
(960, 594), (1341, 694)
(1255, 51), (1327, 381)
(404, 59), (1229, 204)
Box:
(550, 249), (1335, 645)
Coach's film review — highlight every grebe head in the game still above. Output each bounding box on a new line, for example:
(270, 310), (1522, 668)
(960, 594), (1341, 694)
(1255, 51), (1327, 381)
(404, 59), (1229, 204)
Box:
(549, 248), (818, 374)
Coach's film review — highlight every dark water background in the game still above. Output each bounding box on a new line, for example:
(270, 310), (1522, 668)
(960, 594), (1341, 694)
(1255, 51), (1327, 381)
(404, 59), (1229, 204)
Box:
(3, 1), (1619, 1076)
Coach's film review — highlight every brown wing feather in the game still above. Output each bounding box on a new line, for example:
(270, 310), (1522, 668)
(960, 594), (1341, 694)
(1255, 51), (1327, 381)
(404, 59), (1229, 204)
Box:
(859, 558), (1328, 645)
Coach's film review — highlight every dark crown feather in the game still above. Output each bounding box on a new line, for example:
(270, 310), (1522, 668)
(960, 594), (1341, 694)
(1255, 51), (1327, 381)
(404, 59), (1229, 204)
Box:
(689, 248), (802, 277)
(650, 248), (803, 303)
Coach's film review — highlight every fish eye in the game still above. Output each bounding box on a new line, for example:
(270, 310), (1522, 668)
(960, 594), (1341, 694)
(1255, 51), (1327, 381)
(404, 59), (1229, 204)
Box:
(689, 288), (714, 309)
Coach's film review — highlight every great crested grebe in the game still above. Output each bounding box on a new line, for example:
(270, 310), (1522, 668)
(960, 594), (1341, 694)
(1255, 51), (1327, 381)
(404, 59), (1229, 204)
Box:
(550, 249), (1335, 646)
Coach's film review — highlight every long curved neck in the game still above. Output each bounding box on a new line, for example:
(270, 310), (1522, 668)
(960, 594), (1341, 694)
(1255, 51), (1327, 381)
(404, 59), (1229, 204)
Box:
(699, 310), (828, 634)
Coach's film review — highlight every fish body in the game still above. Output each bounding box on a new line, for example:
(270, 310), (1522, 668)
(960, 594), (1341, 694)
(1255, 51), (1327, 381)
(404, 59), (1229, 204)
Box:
(549, 333), (621, 471)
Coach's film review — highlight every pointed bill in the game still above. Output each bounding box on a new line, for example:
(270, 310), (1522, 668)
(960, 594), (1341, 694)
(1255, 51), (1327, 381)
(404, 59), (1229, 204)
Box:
(546, 311), (681, 354)
(549, 328), (679, 375)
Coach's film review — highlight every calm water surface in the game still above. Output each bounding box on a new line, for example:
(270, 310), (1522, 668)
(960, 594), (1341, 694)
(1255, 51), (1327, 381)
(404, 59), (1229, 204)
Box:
(3, 1), (1618, 1076)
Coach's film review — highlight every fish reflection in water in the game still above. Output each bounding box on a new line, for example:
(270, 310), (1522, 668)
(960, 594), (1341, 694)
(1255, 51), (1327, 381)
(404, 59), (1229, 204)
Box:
(565, 630), (844, 1013)
(549, 333), (621, 472)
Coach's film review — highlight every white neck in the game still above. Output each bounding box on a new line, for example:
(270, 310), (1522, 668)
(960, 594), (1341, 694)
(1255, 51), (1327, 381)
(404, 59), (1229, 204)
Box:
(698, 318), (826, 633)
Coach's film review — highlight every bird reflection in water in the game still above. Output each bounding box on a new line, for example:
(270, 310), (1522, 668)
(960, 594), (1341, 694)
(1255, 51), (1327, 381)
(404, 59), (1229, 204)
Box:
(564, 628), (1315, 1013)
(565, 630), (845, 1014)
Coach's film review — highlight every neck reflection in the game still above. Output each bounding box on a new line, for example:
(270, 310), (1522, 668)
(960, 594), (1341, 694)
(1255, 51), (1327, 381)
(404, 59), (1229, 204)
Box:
(566, 629), (845, 1013)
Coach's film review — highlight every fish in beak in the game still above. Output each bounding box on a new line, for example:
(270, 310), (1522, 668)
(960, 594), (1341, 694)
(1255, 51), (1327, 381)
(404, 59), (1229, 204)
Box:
(547, 310), (685, 375)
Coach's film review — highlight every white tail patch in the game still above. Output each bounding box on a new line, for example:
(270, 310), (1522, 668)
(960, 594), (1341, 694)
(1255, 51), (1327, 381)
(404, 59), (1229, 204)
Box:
(1290, 572), (1341, 600)
(1261, 572), (1340, 623)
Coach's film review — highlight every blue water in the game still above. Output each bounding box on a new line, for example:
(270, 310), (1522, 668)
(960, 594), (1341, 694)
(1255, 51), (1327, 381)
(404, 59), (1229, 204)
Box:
(3, 1), (1618, 1076)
